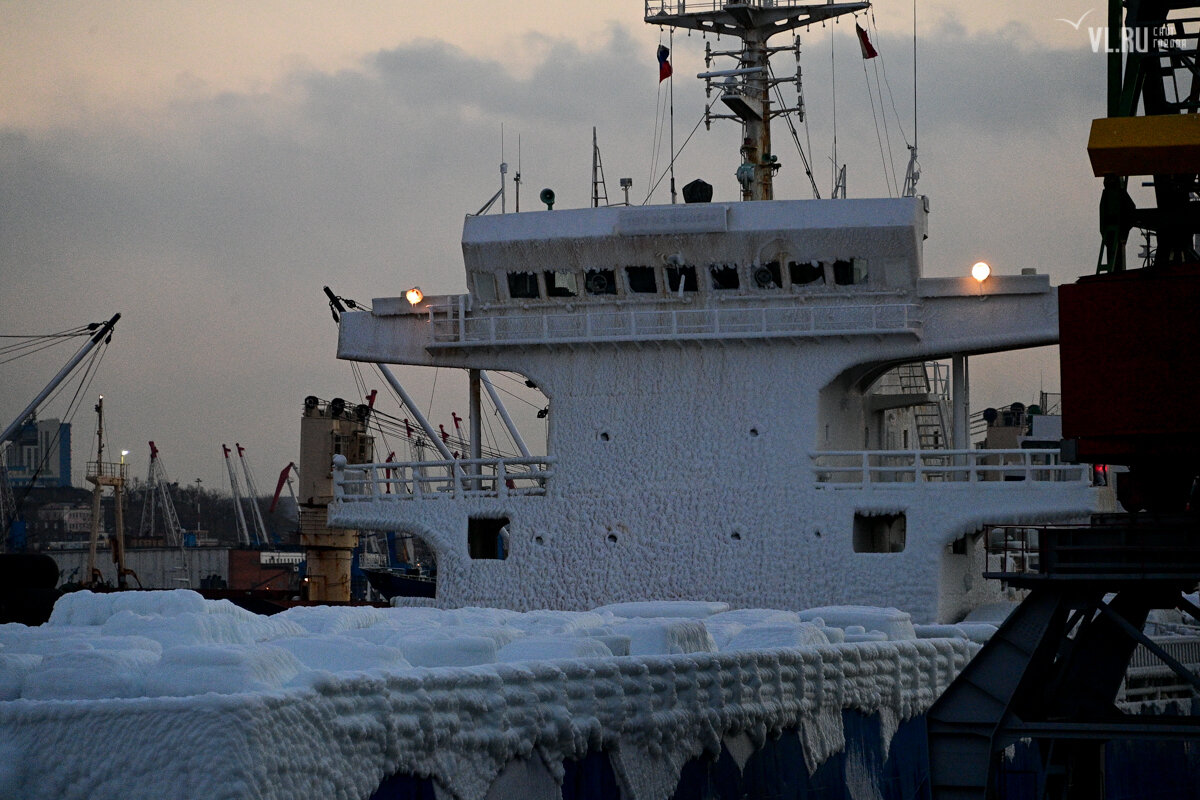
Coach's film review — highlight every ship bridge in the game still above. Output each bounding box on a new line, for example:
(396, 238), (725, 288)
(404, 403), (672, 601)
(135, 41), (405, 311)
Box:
(339, 197), (1059, 363)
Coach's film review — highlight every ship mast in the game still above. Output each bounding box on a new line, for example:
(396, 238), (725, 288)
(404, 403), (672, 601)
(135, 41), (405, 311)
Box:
(645, 0), (868, 200)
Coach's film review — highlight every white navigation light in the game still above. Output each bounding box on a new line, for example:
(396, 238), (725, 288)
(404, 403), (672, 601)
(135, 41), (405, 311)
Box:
(406, 287), (424, 305)
(971, 261), (991, 283)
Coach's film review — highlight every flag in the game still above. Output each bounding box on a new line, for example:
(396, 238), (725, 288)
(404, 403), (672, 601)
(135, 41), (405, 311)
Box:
(855, 24), (879, 59)
(657, 45), (673, 82)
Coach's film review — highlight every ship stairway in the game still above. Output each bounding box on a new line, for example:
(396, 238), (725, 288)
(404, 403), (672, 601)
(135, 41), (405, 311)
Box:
(894, 362), (951, 450)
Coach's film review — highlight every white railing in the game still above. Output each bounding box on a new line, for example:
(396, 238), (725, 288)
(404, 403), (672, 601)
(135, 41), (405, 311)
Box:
(647, 0), (824, 15)
(332, 455), (553, 503)
(811, 449), (1089, 486)
(427, 299), (919, 347)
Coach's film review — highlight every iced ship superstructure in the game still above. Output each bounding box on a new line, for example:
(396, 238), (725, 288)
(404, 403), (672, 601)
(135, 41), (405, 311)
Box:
(328, 0), (1094, 625)
(332, 195), (1092, 623)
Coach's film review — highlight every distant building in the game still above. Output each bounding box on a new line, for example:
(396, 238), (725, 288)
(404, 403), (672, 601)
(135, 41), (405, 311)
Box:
(4, 418), (72, 489)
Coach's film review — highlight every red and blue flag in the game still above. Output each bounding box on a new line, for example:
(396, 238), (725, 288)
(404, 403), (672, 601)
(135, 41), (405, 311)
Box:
(657, 45), (672, 82)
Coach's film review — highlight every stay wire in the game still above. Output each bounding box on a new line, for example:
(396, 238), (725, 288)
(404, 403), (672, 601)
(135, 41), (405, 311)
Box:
(644, 95), (723, 205)
(769, 63), (821, 199)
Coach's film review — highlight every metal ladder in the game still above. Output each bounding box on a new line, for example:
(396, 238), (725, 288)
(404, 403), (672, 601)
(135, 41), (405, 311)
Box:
(895, 362), (950, 449)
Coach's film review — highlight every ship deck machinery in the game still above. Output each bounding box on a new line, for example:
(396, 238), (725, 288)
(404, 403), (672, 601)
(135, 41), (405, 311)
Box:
(332, 195), (1094, 623)
(927, 1), (1200, 797)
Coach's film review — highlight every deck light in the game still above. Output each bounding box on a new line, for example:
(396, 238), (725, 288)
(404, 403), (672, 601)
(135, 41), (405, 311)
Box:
(406, 287), (424, 305)
(971, 261), (991, 283)
(120, 449), (129, 464)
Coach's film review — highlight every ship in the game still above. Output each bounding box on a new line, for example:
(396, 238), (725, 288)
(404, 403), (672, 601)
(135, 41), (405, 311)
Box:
(3, 2), (1198, 799)
(327, 0), (1095, 626)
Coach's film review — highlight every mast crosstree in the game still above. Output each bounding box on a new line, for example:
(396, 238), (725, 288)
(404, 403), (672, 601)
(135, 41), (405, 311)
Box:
(645, 0), (868, 200)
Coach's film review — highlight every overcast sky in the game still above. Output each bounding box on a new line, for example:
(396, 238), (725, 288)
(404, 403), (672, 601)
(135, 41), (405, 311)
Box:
(2, 1), (1115, 494)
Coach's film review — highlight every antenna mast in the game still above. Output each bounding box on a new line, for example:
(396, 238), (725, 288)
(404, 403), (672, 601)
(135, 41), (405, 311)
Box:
(647, 0), (868, 200)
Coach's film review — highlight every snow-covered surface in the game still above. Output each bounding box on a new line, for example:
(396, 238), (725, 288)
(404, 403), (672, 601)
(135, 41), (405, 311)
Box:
(0, 591), (981, 800)
(334, 192), (1094, 625)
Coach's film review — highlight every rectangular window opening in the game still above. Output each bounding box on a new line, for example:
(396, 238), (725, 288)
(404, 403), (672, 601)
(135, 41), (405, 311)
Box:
(625, 266), (658, 294)
(585, 269), (617, 295)
(666, 265), (697, 292)
(852, 512), (906, 553)
(472, 273), (498, 303)
(832, 259), (857, 286)
(468, 516), (509, 560)
(544, 270), (579, 298)
(507, 272), (540, 299)
(753, 262), (783, 289)
(788, 260), (825, 286)
(710, 264), (740, 290)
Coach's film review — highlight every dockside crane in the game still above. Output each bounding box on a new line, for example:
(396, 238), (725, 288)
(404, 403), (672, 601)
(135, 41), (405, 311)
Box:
(138, 441), (191, 587)
(221, 444), (253, 546)
(1, 313), (120, 549)
(137, 441), (186, 548)
(235, 443), (271, 547)
(269, 462), (300, 523)
(927, 2), (1200, 796)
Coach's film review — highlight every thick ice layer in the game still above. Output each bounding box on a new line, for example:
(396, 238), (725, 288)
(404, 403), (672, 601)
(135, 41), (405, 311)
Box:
(0, 591), (983, 800)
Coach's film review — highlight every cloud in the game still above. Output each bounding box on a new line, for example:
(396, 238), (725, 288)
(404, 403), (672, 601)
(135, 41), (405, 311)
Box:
(1, 23), (1102, 487)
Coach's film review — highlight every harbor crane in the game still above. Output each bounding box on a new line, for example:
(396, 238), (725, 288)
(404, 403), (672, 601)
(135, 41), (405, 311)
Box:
(221, 444), (254, 546)
(235, 443), (271, 547)
(137, 441), (185, 548)
(136, 441), (190, 587)
(927, 1), (1200, 796)
(1, 313), (120, 548)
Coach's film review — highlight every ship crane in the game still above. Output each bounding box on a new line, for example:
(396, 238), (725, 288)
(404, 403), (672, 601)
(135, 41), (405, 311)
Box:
(235, 443), (272, 547)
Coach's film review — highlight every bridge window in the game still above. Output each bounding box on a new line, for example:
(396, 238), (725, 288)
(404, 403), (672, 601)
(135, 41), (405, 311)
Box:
(585, 269), (617, 295)
(853, 512), (906, 553)
(666, 265), (697, 292)
(625, 266), (658, 294)
(507, 271), (540, 299)
(471, 273), (498, 303)
(544, 270), (578, 298)
(710, 264), (740, 290)
(468, 516), (509, 560)
(789, 260), (825, 286)
(753, 262), (783, 289)
(833, 258), (868, 286)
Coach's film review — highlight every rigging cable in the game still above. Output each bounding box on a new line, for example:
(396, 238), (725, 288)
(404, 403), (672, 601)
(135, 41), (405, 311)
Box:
(868, 13), (906, 191)
(644, 94), (724, 204)
(769, 63), (821, 199)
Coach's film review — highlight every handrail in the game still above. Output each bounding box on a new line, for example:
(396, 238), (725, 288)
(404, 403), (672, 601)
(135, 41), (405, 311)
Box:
(811, 448), (1089, 486)
(425, 300), (919, 347)
(332, 455), (553, 503)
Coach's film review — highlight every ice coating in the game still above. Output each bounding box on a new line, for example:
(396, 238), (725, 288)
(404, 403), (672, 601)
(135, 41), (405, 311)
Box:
(334, 196), (1096, 624)
(0, 591), (985, 800)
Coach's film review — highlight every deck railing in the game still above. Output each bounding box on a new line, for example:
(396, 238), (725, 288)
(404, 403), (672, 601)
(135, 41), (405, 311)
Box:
(426, 296), (919, 347)
(811, 449), (1088, 486)
(647, 0), (825, 15)
(332, 455), (553, 503)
